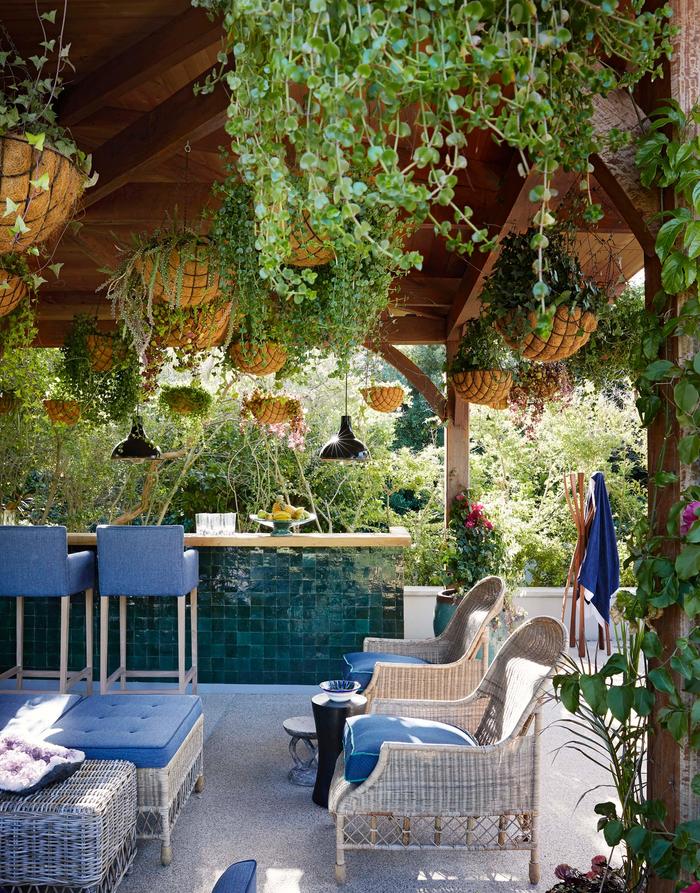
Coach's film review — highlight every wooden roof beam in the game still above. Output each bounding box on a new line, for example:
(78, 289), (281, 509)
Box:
(377, 315), (446, 344)
(58, 7), (222, 127)
(446, 155), (577, 340)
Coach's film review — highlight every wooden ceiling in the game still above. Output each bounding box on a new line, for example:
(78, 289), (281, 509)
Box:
(2, 1), (643, 349)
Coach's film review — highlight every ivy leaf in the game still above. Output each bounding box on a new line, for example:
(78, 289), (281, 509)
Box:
(633, 687), (655, 716)
(656, 217), (686, 261)
(40, 9), (57, 23)
(648, 666), (676, 695)
(674, 379), (699, 414)
(648, 838), (672, 866)
(603, 820), (625, 846)
(662, 251), (693, 294)
(679, 433), (700, 464)
(644, 359), (675, 380)
(580, 674), (607, 714)
(607, 684), (634, 722)
(48, 262), (63, 278)
(2, 197), (18, 218)
(625, 825), (650, 853)
(684, 220), (700, 259)
(24, 132), (45, 153)
(10, 216), (29, 235)
(642, 629), (663, 658)
(676, 543), (700, 579)
(29, 172), (50, 192)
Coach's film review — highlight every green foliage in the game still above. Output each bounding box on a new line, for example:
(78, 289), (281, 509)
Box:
(58, 315), (141, 424)
(0, 5), (91, 171)
(448, 316), (514, 373)
(482, 227), (607, 341)
(195, 0), (671, 301)
(445, 495), (506, 589)
(159, 383), (213, 420)
(212, 177), (403, 370)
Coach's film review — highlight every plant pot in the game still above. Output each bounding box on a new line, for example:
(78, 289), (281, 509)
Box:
(497, 306), (597, 362)
(162, 391), (204, 416)
(139, 240), (221, 308)
(158, 304), (232, 350)
(287, 210), (334, 267)
(487, 397), (509, 410)
(249, 396), (294, 426)
(360, 385), (405, 413)
(229, 341), (288, 375)
(451, 369), (512, 405)
(0, 271), (29, 319)
(433, 588), (459, 636)
(86, 333), (115, 373)
(0, 392), (18, 415)
(43, 399), (81, 426)
(0, 134), (85, 253)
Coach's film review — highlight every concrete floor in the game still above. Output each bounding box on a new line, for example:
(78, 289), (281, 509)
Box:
(119, 689), (613, 893)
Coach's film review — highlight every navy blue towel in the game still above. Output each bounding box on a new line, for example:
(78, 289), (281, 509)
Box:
(579, 472), (619, 625)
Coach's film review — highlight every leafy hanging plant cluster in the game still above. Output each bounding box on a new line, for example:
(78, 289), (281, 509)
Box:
(447, 316), (515, 374)
(212, 176), (404, 370)
(554, 101), (700, 888)
(195, 0), (671, 303)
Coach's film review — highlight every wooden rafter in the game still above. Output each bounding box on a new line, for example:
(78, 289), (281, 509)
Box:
(85, 78), (229, 208)
(366, 341), (447, 420)
(591, 154), (656, 256)
(376, 315), (446, 344)
(58, 8), (222, 127)
(446, 156), (577, 339)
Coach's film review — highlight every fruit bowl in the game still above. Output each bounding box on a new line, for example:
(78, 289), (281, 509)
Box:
(319, 679), (362, 702)
(250, 512), (317, 537)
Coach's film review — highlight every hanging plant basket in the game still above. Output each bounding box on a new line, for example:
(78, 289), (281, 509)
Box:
(287, 211), (334, 267)
(85, 333), (117, 372)
(43, 399), (81, 426)
(496, 306), (598, 362)
(0, 134), (85, 254)
(242, 391), (302, 427)
(156, 304), (232, 350)
(0, 270), (29, 319)
(159, 384), (213, 418)
(0, 391), (18, 415)
(360, 385), (405, 413)
(487, 397), (509, 410)
(229, 340), (287, 375)
(451, 369), (512, 405)
(137, 236), (221, 307)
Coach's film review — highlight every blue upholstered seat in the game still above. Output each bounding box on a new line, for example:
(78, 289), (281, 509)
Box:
(0, 694), (80, 737)
(96, 525), (198, 596)
(343, 714), (476, 782)
(44, 695), (202, 768)
(343, 652), (427, 690)
(212, 860), (257, 893)
(0, 525), (95, 597)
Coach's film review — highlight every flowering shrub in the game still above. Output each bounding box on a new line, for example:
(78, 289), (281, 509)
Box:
(547, 856), (625, 893)
(446, 494), (505, 590)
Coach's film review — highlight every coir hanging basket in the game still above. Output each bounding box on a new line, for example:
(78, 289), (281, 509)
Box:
(249, 396), (294, 426)
(451, 369), (512, 405)
(496, 306), (597, 362)
(229, 341), (288, 375)
(488, 397), (509, 410)
(159, 304), (231, 350)
(86, 333), (116, 373)
(43, 399), (81, 426)
(288, 211), (334, 267)
(139, 239), (221, 307)
(162, 390), (202, 416)
(0, 134), (84, 253)
(360, 385), (405, 413)
(0, 270), (29, 318)
(0, 392), (18, 415)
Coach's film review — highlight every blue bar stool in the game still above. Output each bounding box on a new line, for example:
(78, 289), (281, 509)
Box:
(0, 525), (95, 694)
(96, 525), (198, 695)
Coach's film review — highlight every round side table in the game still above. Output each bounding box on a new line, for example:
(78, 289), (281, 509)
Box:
(282, 715), (318, 786)
(311, 693), (367, 808)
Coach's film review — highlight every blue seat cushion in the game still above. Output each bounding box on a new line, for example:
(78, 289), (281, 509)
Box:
(343, 714), (477, 783)
(212, 860), (257, 893)
(67, 551), (96, 595)
(0, 694), (80, 738)
(343, 652), (428, 690)
(44, 695), (202, 769)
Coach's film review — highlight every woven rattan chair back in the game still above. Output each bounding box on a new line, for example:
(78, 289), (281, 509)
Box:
(473, 616), (567, 746)
(438, 576), (506, 663)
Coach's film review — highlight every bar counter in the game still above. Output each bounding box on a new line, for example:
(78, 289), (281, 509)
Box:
(0, 528), (409, 686)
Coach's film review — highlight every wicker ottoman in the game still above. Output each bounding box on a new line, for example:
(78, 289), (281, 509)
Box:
(0, 760), (137, 893)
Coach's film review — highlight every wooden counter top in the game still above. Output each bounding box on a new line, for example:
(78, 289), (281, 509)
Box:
(67, 526), (411, 549)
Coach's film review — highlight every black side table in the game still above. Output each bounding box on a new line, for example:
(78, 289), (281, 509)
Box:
(311, 693), (367, 808)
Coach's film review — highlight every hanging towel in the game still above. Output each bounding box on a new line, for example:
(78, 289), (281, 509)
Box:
(578, 471), (619, 625)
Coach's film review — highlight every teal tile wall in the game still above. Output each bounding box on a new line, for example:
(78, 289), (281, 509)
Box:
(0, 546), (404, 685)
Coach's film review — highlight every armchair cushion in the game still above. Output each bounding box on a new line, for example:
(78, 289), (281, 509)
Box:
(67, 551), (96, 595)
(343, 714), (476, 783)
(212, 860), (257, 893)
(343, 652), (427, 690)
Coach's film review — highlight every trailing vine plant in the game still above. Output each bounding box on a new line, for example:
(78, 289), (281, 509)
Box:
(195, 0), (672, 308)
(554, 101), (700, 889)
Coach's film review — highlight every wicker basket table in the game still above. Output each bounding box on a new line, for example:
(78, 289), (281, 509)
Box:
(0, 760), (137, 893)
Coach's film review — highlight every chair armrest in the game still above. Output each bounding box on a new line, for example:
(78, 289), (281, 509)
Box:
(362, 636), (446, 662)
(363, 657), (483, 709)
(330, 733), (537, 818)
(371, 692), (488, 733)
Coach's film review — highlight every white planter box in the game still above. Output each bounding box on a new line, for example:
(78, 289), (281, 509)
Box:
(403, 585), (613, 641)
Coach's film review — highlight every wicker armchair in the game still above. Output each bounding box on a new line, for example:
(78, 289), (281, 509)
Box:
(329, 616), (567, 885)
(361, 576), (505, 708)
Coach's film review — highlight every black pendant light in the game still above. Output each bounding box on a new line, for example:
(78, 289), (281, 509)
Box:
(111, 414), (161, 462)
(319, 375), (370, 463)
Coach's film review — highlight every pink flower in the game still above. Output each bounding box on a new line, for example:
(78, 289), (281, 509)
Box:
(465, 520), (475, 528)
(680, 882), (700, 893)
(591, 856), (607, 868)
(484, 520), (494, 530)
(554, 865), (573, 881)
(681, 501), (700, 536)
(456, 493), (466, 501)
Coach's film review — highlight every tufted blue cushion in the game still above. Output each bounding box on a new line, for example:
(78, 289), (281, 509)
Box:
(212, 860), (257, 893)
(343, 714), (477, 783)
(0, 694), (80, 738)
(44, 695), (202, 768)
(96, 525), (199, 597)
(343, 651), (427, 690)
(0, 526), (95, 597)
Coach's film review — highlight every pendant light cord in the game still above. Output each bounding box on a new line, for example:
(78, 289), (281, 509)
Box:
(345, 373), (349, 415)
